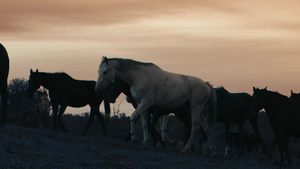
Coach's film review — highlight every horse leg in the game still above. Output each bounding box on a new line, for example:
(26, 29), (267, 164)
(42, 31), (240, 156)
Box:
(141, 112), (151, 145)
(182, 102), (216, 156)
(275, 134), (285, 165)
(268, 137), (277, 160)
(94, 108), (108, 137)
(161, 115), (175, 146)
(0, 94), (3, 127)
(103, 98), (110, 121)
(57, 105), (68, 132)
(175, 111), (191, 147)
(81, 108), (95, 136)
(248, 112), (267, 155)
(237, 122), (245, 157)
(224, 123), (230, 156)
(52, 103), (59, 130)
(0, 82), (8, 127)
(282, 135), (290, 166)
(150, 112), (164, 147)
(199, 112), (217, 156)
(125, 114), (141, 142)
(181, 105), (200, 153)
(130, 100), (151, 142)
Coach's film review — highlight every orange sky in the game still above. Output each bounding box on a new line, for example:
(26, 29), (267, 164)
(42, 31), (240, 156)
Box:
(1, 0), (300, 115)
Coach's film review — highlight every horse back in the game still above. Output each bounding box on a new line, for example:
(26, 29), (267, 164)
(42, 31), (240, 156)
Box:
(132, 69), (210, 109)
(49, 79), (99, 107)
(216, 91), (251, 122)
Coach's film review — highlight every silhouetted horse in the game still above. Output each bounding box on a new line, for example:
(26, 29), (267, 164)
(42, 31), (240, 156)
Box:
(252, 87), (300, 166)
(27, 69), (108, 136)
(108, 77), (137, 109)
(108, 77), (141, 142)
(0, 43), (9, 127)
(108, 77), (192, 147)
(203, 87), (264, 157)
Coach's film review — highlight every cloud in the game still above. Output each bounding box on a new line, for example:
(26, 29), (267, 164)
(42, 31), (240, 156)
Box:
(2, 0), (300, 42)
(0, 0), (240, 35)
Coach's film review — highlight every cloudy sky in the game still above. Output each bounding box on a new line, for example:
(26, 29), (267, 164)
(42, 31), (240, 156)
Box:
(1, 0), (300, 115)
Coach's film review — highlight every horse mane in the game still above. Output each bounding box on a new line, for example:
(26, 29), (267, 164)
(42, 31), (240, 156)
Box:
(37, 72), (74, 81)
(215, 86), (229, 93)
(108, 58), (157, 72)
(264, 90), (290, 103)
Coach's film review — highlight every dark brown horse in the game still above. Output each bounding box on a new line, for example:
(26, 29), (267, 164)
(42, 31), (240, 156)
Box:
(201, 87), (265, 157)
(0, 43), (9, 127)
(252, 87), (300, 166)
(27, 69), (108, 136)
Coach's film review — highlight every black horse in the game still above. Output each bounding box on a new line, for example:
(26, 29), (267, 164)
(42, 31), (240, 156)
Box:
(108, 77), (142, 142)
(27, 69), (109, 136)
(205, 87), (265, 157)
(252, 87), (300, 165)
(0, 43), (9, 127)
(108, 77), (193, 147)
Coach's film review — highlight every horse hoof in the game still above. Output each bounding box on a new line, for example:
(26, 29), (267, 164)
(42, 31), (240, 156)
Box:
(159, 142), (166, 148)
(129, 138), (139, 144)
(181, 148), (190, 153)
(142, 140), (151, 147)
(211, 151), (218, 157)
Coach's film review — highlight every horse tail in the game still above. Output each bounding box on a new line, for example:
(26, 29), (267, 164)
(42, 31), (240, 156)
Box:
(205, 82), (217, 133)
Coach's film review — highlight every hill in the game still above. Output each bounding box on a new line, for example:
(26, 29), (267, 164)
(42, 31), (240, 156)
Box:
(0, 123), (294, 169)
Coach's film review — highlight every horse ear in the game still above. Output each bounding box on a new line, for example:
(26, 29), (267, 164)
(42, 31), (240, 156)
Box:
(264, 86), (267, 90)
(36, 69), (39, 73)
(104, 56), (109, 65)
(101, 56), (109, 65)
(291, 90), (294, 95)
(253, 87), (256, 92)
(30, 69), (33, 74)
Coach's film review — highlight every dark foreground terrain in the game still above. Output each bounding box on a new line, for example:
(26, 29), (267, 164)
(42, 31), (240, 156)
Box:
(1, 124), (298, 169)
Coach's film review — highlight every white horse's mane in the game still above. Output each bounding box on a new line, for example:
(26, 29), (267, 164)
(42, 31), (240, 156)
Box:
(108, 58), (157, 72)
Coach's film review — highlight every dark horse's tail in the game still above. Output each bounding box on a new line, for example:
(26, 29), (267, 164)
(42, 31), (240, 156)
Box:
(0, 43), (9, 127)
(205, 82), (217, 134)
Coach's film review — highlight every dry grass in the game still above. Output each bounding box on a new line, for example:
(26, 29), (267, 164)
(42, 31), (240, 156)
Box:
(0, 113), (299, 168)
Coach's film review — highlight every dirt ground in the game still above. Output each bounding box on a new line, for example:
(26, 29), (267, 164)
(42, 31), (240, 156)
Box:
(1, 124), (299, 169)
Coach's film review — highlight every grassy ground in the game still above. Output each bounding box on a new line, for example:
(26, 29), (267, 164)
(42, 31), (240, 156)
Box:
(1, 113), (299, 168)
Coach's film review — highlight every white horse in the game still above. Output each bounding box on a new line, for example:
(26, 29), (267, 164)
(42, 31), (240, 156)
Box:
(96, 57), (216, 154)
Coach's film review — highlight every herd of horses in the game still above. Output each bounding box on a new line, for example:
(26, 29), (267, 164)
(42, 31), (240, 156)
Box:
(1, 43), (299, 166)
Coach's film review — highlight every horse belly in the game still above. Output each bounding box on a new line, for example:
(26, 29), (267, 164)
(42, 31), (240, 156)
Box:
(63, 92), (91, 108)
(154, 90), (189, 109)
(154, 82), (190, 109)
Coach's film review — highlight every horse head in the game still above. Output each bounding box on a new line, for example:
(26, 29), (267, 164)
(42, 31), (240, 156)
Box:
(27, 69), (41, 98)
(107, 77), (124, 103)
(251, 87), (267, 112)
(290, 90), (300, 102)
(96, 56), (116, 94)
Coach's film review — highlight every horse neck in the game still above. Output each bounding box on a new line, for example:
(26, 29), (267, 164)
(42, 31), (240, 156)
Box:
(111, 64), (140, 87)
(263, 92), (287, 115)
(38, 73), (56, 91)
